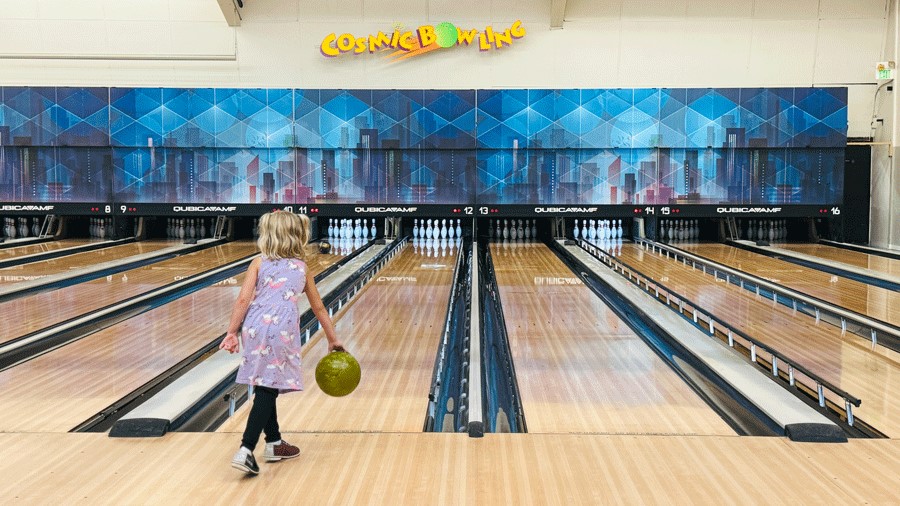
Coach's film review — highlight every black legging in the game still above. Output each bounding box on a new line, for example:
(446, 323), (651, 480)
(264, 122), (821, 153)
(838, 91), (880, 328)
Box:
(240, 386), (282, 451)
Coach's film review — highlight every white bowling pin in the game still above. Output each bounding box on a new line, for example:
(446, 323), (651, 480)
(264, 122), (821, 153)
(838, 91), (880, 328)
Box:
(441, 219), (448, 239)
(370, 219), (376, 238)
(456, 219), (462, 239)
(573, 219), (580, 240)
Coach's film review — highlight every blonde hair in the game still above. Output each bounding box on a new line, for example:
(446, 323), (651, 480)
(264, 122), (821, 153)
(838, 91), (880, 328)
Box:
(257, 211), (309, 261)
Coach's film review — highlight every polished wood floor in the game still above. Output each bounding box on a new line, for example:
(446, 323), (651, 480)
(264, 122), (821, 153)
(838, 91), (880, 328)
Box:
(776, 243), (900, 278)
(490, 242), (734, 436)
(678, 244), (900, 328)
(0, 240), (176, 286)
(218, 244), (457, 434)
(1, 432), (896, 505)
(619, 244), (900, 437)
(0, 242), (259, 345)
(0, 238), (100, 259)
(0, 246), (341, 433)
(2, 240), (899, 504)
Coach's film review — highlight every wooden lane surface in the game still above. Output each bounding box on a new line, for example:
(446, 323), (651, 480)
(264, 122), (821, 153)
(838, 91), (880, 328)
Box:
(218, 245), (457, 434)
(678, 243), (900, 328)
(0, 238), (100, 259)
(2, 433), (897, 504)
(775, 243), (900, 278)
(489, 242), (734, 436)
(0, 247), (340, 433)
(0, 240), (176, 286)
(618, 243), (900, 437)
(0, 241), (260, 346)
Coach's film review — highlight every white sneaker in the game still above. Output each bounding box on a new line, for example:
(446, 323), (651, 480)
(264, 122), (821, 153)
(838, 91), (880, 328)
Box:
(231, 447), (260, 474)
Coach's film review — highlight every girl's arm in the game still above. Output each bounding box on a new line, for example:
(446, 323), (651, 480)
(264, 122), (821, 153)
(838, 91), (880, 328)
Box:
(220, 257), (261, 353)
(304, 268), (344, 352)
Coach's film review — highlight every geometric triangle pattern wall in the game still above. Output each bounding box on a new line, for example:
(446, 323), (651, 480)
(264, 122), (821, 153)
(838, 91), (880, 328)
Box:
(0, 87), (846, 205)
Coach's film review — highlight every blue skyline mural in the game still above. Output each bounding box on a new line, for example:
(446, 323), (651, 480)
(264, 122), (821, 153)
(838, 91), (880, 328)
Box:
(0, 86), (846, 205)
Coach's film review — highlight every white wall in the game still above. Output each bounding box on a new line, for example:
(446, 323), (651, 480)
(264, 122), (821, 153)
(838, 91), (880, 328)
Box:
(0, 0), (896, 245)
(870, 0), (899, 249)
(0, 1), (888, 135)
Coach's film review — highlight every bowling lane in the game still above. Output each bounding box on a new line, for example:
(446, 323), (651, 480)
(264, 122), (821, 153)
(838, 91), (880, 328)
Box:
(0, 241), (260, 346)
(678, 243), (900, 328)
(0, 239), (103, 260)
(0, 246), (343, 433)
(618, 243), (900, 437)
(774, 243), (900, 279)
(0, 240), (177, 287)
(218, 243), (458, 434)
(490, 242), (734, 435)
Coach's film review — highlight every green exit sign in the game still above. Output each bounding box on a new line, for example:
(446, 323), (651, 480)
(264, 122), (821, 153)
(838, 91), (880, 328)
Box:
(876, 61), (895, 80)
(877, 68), (893, 79)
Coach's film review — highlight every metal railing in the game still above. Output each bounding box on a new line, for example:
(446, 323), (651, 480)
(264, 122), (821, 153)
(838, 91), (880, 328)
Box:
(635, 238), (899, 352)
(577, 239), (862, 427)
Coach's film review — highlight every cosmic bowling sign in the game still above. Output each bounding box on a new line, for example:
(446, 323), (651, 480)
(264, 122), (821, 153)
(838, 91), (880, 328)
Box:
(320, 21), (526, 59)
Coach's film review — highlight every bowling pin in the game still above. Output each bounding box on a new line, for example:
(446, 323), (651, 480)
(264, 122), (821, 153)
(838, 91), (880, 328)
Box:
(456, 219), (462, 239)
(448, 219), (455, 239)
(502, 219), (509, 240)
(413, 219), (419, 239)
(32, 217), (40, 237)
(516, 219), (524, 240)
(573, 219), (580, 240)
(370, 219), (376, 238)
(328, 218), (334, 238)
(530, 219), (536, 240)
(199, 218), (207, 238)
(768, 221), (775, 242)
(441, 219), (448, 239)
(363, 219), (369, 239)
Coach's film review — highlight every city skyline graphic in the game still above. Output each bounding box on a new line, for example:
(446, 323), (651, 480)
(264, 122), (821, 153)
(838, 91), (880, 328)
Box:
(0, 87), (846, 205)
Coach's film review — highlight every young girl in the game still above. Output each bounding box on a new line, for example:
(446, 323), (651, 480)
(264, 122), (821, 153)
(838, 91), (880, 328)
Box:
(220, 211), (344, 475)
